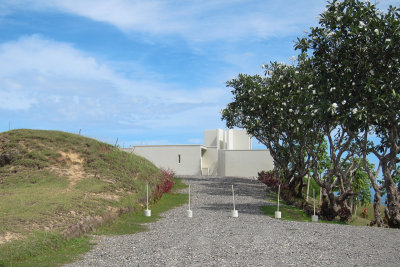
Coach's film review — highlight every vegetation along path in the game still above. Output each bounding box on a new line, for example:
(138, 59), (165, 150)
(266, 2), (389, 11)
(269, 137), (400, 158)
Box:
(68, 176), (400, 266)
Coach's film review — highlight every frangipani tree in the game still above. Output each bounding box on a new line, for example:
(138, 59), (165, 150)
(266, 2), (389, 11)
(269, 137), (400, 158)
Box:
(222, 56), (317, 198)
(296, 0), (400, 227)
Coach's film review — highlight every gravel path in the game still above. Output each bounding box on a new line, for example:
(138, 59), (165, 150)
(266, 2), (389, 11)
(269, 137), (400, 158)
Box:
(67, 176), (400, 266)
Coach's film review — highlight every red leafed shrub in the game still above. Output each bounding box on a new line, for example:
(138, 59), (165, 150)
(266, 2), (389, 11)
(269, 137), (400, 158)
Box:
(158, 168), (175, 194)
(258, 171), (284, 191)
(258, 170), (293, 203)
(151, 168), (175, 202)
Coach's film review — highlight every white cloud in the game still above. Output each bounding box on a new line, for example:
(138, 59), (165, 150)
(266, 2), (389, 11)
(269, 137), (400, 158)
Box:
(0, 35), (229, 132)
(0, 90), (37, 110)
(3, 0), (325, 42)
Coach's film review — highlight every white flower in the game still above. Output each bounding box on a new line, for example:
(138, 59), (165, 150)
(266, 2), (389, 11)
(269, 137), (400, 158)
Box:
(298, 119), (303, 124)
(327, 31), (334, 37)
(332, 103), (338, 110)
(337, 16), (342, 21)
(342, 100), (346, 105)
(313, 90), (316, 94)
(289, 109), (293, 113)
(279, 75), (284, 79)
(386, 38), (391, 42)
(352, 108), (358, 114)
(359, 21), (366, 28)
(374, 29), (380, 35)
(295, 71), (299, 74)
(370, 70), (375, 75)
(330, 87), (336, 92)
(283, 102), (287, 106)
(352, 82), (356, 86)
(308, 84), (313, 89)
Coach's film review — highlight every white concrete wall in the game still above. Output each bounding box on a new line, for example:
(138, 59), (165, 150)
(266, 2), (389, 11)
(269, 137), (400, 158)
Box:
(229, 129), (251, 150)
(204, 130), (217, 147)
(202, 147), (218, 175)
(220, 149), (273, 178)
(126, 145), (203, 176)
(216, 128), (225, 149)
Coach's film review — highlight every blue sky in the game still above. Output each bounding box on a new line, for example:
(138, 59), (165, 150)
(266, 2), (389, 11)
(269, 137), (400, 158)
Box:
(0, 0), (397, 148)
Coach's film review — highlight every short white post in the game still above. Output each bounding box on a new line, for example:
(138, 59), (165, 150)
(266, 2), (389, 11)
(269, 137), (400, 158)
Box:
(312, 188), (318, 222)
(232, 185), (238, 217)
(187, 184), (193, 218)
(145, 183), (151, 217)
(275, 184), (281, 219)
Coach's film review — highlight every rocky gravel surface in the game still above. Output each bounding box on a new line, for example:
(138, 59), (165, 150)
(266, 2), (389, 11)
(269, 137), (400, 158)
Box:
(67, 176), (400, 266)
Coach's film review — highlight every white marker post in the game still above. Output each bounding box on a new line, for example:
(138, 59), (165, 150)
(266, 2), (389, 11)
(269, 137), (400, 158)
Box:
(312, 188), (318, 222)
(275, 184), (282, 219)
(145, 183), (151, 217)
(232, 185), (238, 217)
(187, 184), (193, 218)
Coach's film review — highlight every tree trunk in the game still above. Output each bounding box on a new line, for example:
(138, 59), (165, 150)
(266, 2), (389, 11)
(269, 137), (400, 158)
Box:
(350, 196), (354, 214)
(370, 189), (384, 227)
(384, 179), (400, 228)
(382, 162), (400, 228)
(338, 200), (352, 222)
(296, 176), (304, 198)
(306, 174), (311, 202)
(320, 189), (339, 220)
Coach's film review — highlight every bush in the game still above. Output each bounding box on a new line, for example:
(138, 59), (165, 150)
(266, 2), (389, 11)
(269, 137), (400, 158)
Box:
(151, 168), (175, 202)
(258, 171), (289, 192)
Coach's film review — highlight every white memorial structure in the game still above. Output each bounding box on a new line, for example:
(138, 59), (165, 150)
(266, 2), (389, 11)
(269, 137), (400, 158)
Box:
(122, 129), (274, 178)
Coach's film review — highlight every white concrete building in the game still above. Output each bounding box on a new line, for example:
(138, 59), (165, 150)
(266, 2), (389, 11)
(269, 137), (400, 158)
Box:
(122, 129), (274, 178)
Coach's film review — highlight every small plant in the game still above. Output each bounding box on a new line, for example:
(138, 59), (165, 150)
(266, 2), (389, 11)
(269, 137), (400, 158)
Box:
(258, 171), (283, 190)
(360, 208), (368, 219)
(151, 168), (175, 202)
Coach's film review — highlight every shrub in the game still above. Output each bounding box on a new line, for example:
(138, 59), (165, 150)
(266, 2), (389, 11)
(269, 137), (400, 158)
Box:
(151, 168), (175, 202)
(258, 170), (289, 192)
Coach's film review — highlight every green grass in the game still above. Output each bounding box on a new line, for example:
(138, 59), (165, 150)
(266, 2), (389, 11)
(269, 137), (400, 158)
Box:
(0, 232), (93, 267)
(0, 129), (188, 266)
(261, 191), (382, 226)
(0, 178), (188, 266)
(261, 205), (310, 222)
(0, 129), (163, 237)
(95, 178), (188, 235)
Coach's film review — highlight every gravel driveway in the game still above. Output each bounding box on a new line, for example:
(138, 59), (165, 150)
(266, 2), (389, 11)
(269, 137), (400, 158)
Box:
(67, 176), (400, 266)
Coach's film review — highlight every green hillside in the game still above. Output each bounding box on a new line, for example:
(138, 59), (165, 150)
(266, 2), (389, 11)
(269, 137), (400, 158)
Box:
(0, 129), (163, 249)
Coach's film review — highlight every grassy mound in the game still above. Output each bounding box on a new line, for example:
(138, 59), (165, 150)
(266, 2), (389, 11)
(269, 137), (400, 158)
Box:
(0, 129), (164, 247)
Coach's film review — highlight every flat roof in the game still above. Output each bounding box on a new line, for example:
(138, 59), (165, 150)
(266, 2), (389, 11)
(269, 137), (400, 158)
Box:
(132, 144), (207, 149)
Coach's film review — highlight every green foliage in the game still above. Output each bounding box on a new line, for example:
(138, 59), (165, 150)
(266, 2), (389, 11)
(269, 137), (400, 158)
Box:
(222, 56), (320, 196)
(222, 0), (400, 225)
